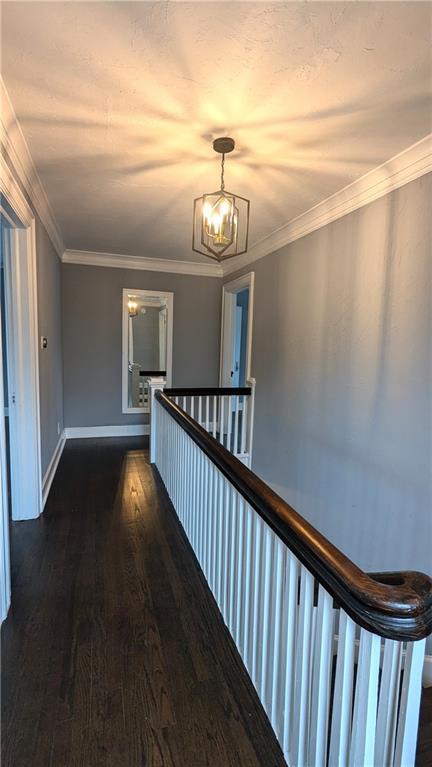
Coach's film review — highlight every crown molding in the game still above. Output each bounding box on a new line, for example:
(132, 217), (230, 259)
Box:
(62, 249), (223, 278)
(0, 77), (64, 258)
(223, 133), (432, 276)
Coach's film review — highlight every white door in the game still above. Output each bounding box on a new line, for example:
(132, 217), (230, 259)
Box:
(231, 306), (243, 388)
(220, 272), (254, 389)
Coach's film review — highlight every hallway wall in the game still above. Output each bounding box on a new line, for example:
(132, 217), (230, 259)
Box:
(2, 150), (64, 479)
(226, 173), (432, 580)
(62, 263), (221, 428)
(36, 220), (64, 474)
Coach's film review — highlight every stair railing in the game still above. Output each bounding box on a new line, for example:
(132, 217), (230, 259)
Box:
(162, 378), (256, 466)
(151, 390), (432, 767)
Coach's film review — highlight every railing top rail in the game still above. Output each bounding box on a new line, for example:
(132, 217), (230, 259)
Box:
(155, 390), (432, 641)
(164, 386), (252, 396)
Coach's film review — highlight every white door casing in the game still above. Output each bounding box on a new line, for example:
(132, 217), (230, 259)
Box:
(220, 271), (255, 388)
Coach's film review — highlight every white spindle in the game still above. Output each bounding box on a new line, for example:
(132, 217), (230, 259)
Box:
(328, 610), (356, 767)
(290, 566), (314, 766)
(375, 639), (403, 766)
(154, 398), (428, 767)
(393, 638), (425, 767)
(349, 629), (381, 766)
(233, 395), (240, 455)
(308, 587), (334, 767)
(212, 396), (217, 438)
(219, 396), (225, 446)
(251, 516), (264, 687)
(259, 525), (275, 708)
(234, 496), (246, 648)
(227, 396), (233, 453)
(281, 551), (298, 759)
(205, 396), (210, 432)
(269, 538), (285, 734)
(240, 395), (247, 455)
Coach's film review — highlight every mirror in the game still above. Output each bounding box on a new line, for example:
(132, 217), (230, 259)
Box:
(122, 288), (173, 413)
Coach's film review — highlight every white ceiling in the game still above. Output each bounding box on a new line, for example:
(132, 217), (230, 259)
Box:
(2, 1), (431, 263)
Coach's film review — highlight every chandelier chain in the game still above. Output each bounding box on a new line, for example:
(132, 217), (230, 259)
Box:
(220, 154), (225, 191)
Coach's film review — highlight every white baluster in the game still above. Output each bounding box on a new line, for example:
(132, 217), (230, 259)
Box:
(228, 490), (238, 635)
(328, 610), (356, 767)
(240, 395), (248, 455)
(242, 503), (254, 669)
(349, 628), (381, 766)
(308, 587), (334, 767)
(205, 396), (210, 432)
(375, 639), (403, 766)
(290, 566), (314, 766)
(251, 516), (264, 687)
(212, 396), (217, 438)
(227, 396), (233, 453)
(282, 551), (298, 759)
(269, 538), (286, 735)
(235, 496), (246, 648)
(393, 638), (426, 767)
(220, 396), (225, 446)
(259, 525), (275, 708)
(233, 395), (240, 455)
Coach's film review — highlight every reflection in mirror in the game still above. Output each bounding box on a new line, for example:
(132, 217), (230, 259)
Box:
(122, 289), (173, 413)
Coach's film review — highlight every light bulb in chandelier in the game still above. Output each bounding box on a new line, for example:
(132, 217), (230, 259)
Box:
(192, 137), (250, 262)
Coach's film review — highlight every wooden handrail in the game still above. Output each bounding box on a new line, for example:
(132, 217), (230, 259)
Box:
(139, 370), (167, 376)
(164, 386), (252, 396)
(155, 390), (432, 641)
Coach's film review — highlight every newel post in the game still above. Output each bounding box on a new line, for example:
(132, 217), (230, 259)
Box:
(148, 377), (166, 464)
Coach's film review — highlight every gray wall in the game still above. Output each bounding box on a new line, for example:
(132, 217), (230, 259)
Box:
(3, 150), (64, 479)
(36, 218), (64, 474)
(226, 173), (432, 580)
(62, 264), (222, 427)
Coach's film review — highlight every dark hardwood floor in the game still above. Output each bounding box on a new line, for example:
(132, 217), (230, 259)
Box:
(417, 687), (432, 767)
(1, 437), (430, 766)
(1, 437), (286, 767)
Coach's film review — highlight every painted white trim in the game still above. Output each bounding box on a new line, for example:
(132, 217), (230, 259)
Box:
(122, 288), (173, 414)
(423, 655), (432, 688)
(65, 425), (150, 439)
(0, 77), (64, 258)
(63, 249), (223, 278)
(42, 431), (66, 509)
(1, 196), (42, 522)
(220, 272), (255, 387)
(223, 133), (432, 276)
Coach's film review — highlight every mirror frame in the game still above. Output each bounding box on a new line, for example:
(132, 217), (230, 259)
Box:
(122, 287), (174, 414)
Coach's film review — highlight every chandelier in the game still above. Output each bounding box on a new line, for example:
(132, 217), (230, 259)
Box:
(192, 137), (250, 262)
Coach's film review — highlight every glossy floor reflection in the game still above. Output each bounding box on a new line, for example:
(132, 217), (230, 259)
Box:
(1, 437), (286, 767)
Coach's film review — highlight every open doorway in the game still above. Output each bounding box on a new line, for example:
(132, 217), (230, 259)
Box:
(0, 170), (42, 620)
(220, 272), (254, 389)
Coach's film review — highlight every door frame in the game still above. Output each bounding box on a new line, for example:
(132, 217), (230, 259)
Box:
(219, 271), (255, 387)
(0, 155), (42, 535)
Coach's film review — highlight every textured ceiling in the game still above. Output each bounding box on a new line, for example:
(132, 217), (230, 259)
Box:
(2, 1), (431, 262)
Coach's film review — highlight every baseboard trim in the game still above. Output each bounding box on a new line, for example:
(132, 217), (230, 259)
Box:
(65, 425), (150, 439)
(42, 430), (66, 508)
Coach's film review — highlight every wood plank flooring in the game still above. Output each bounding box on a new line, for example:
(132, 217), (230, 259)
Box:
(1, 437), (286, 767)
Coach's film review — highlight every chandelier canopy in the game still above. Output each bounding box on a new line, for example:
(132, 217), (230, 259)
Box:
(192, 137), (250, 262)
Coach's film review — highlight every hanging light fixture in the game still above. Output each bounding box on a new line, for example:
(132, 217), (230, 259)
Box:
(193, 137), (250, 262)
